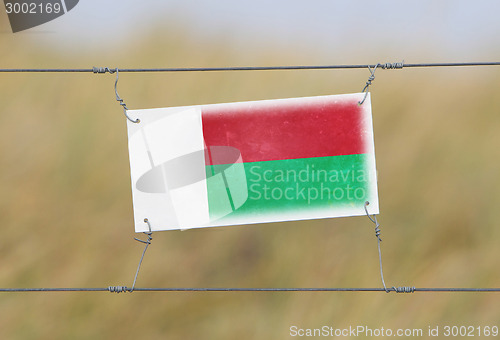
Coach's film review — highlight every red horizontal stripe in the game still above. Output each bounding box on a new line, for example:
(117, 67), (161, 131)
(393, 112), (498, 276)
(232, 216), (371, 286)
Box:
(202, 96), (366, 165)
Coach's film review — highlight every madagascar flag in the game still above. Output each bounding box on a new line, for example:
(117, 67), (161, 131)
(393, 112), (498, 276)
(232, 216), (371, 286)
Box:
(127, 93), (378, 232)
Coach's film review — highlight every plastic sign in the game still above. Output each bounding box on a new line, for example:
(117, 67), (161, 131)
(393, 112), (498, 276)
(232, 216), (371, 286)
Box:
(126, 93), (379, 232)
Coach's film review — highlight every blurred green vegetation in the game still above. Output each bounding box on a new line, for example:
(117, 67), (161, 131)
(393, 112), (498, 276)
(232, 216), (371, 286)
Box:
(1, 19), (500, 340)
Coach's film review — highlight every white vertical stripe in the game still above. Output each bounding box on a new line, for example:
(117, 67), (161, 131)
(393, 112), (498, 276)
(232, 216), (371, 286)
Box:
(144, 108), (203, 166)
(128, 130), (152, 185)
(60, 0), (68, 13)
(170, 181), (210, 227)
(127, 107), (208, 232)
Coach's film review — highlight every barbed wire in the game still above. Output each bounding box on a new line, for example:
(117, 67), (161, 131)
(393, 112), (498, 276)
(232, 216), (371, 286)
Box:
(0, 61), (499, 73)
(1, 287), (499, 293)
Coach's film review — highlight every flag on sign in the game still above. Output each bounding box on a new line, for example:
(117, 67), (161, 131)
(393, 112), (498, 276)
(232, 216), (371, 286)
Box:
(126, 93), (378, 232)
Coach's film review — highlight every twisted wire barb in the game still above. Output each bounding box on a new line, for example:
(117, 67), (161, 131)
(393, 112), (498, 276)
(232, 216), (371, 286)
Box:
(108, 286), (128, 293)
(379, 61), (405, 70)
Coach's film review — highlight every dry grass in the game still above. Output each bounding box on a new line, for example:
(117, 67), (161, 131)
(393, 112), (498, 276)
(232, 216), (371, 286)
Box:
(1, 21), (500, 339)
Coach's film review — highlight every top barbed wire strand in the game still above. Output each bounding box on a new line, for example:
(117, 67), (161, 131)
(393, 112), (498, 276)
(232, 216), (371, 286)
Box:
(0, 61), (500, 73)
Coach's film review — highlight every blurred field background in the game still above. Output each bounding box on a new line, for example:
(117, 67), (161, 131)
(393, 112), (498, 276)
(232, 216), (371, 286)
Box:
(1, 2), (500, 339)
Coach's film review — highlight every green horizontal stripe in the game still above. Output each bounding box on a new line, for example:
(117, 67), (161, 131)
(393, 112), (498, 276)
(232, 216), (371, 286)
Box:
(206, 154), (373, 222)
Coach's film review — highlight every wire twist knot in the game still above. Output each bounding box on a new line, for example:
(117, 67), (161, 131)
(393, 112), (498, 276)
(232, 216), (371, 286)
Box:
(92, 67), (116, 74)
(359, 61), (404, 105)
(108, 286), (129, 293)
(380, 61), (404, 70)
(364, 201), (382, 242)
(134, 218), (153, 245)
(362, 70), (376, 93)
(358, 64), (378, 105)
(391, 286), (415, 293)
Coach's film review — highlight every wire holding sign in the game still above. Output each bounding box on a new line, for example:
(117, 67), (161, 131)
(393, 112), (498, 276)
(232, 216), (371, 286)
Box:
(113, 69), (138, 124)
(92, 67), (139, 123)
(359, 64), (379, 105)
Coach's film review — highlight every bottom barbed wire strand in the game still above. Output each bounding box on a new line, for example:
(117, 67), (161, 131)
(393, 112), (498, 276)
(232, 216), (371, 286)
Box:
(1, 287), (500, 293)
